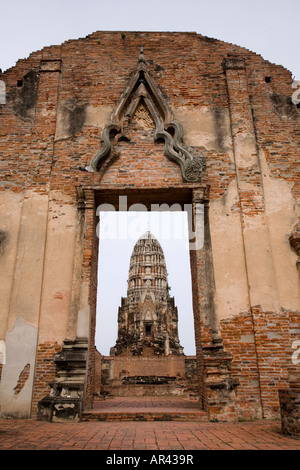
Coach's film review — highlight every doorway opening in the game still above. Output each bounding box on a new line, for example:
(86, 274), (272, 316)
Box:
(91, 188), (205, 404)
(144, 323), (152, 338)
(95, 210), (196, 358)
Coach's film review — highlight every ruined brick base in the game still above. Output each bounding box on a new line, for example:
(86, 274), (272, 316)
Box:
(220, 308), (300, 421)
(279, 386), (300, 439)
(99, 355), (198, 399)
(203, 343), (239, 423)
(36, 338), (88, 422)
(37, 397), (82, 422)
(31, 342), (61, 416)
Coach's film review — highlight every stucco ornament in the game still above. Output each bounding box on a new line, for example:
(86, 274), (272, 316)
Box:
(85, 48), (206, 182)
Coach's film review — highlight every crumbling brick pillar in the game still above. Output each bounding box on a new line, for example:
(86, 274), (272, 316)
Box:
(203, 339), (239, 423)
(223, 57), (284, 419)
(37, 338), (88, 422)
(190, 188), (239, 421)
(1, 58), (63, 419)
(37, 187), (95, 421)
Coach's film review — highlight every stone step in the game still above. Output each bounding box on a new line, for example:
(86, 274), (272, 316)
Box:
(81, 397), (209, 422)
(81, 410), (209, 422)
(101, 383), (198, 398)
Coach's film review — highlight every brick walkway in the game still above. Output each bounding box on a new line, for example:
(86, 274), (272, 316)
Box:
(92, 397), (203, 411)
(82, 397), (208, 422)
(0, 418), (300, 450)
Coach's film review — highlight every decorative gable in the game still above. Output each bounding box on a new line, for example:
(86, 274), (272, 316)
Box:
(85, 49), (206, 182)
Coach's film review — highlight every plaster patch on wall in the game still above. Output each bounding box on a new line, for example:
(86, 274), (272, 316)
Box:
(54, 99), (87, 140)
(209, 180), (250, 320)
(38, 192), (78, 343)
(259, 148), (297, 217)
(240, 334), (255, 343)
(0, 317), (38, 418)
(84, 105), (113, 128)
(7, 190), (49, 330)
(173, 106), (234, 160)
(270, 94), (299, 121)
(0, 190), (24, 339)
(230, 149), (300, 312)
(232, 132), (258, 169)
(77, 306), (90, 338)
(258, 148), (300, 310)
(0, 340), (5, 365)
(0, 230), (9, 254)
(55, 102), (112, 141)
(10, 70), (39, 122)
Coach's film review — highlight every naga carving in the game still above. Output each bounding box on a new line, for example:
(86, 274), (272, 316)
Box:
(85, 48), (206, 183)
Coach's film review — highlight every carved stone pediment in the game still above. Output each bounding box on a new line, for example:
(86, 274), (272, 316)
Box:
(85, 49), (206, 183)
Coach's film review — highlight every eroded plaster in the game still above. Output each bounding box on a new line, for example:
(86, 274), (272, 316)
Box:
(0, 190), (23, 339)
(55, 102), (113, 141)
(210, 148), (300, 321)
(209, 179), (250, 320)
(0, 317), (37, 418)
(38, 191), (78, 343)
(173, 106), (234, 160)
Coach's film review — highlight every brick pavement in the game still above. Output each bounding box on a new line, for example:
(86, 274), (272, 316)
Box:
(82, 397), (209, 422)
(91, 397), (204, 411)
(0, 418), (300, 450)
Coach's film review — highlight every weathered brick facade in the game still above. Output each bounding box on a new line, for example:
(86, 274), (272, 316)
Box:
(0, 31), (299, 429)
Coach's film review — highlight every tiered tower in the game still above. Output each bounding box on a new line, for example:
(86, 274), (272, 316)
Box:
(111, 232), (184, 356)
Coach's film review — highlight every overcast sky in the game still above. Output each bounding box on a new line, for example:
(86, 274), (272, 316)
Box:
(0, 0), (299, 77)
(1, 0), (298, 355)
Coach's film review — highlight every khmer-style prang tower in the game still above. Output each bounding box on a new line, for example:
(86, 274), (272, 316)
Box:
(110, 231), (184, 357)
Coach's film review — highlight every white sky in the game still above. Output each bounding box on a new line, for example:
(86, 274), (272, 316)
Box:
(0, 0), (299, 77)
(1, 0), (298, 355)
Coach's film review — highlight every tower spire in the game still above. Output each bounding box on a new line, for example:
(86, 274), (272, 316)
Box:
(111, 232), (184, 356)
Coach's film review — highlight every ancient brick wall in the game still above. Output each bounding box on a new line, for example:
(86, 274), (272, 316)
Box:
(31, 342), (61, 416)
(97, 355), (197, 398)
(0, 31), (299, 421)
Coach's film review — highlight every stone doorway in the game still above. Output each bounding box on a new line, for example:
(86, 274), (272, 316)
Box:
(95, 211), (196, 358)
(37, 185), (239, 423)
(95, 215), (197, 400)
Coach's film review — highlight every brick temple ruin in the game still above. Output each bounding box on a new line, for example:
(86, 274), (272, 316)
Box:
(0, 31), (299, 436)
